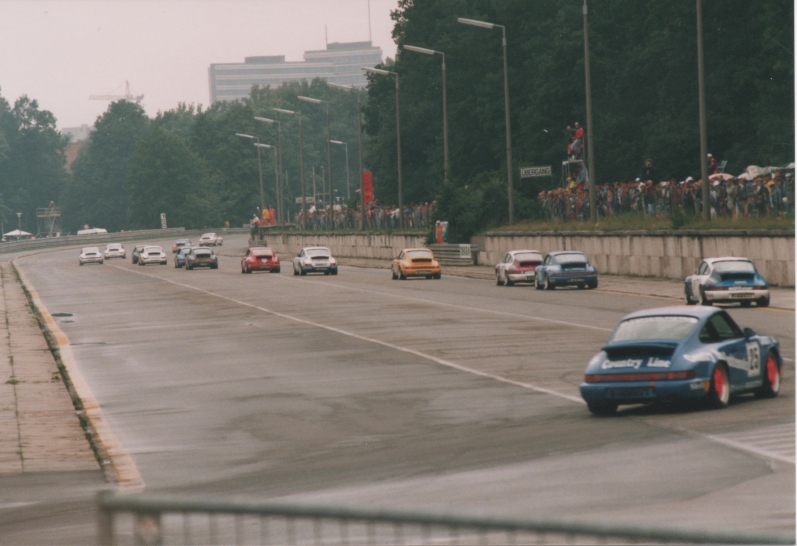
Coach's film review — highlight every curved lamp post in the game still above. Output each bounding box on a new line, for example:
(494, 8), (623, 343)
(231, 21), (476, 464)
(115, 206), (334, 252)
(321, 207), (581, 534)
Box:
(457, 17), (514, 225)
(273, 108), (307, 229)
(254, 117), (284, 224)
(328, 82), (366, 230)
(362, 66), (404, 228)
(235, 133), (265, 214)
(404, 45), (449, 186)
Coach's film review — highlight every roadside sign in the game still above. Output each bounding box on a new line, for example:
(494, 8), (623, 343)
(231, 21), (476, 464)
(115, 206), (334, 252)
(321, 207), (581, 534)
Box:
(295, 197), (314, 204)
(520, 166), (552, 178)
(363, 172), (374, 204)
(160, 213), (167, 228)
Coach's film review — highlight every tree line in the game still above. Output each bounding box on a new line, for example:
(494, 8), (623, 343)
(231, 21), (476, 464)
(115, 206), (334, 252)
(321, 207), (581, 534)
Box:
(0, 0), (792, 238)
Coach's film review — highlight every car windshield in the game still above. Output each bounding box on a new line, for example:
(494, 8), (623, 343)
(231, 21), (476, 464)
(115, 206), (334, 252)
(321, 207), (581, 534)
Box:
(406, 250), (433, 259)
(514, 252), (542, 262)
(554, 253), (587, 265)
(306, 248), (330, 257)
(610, 316), (699, 342)
(713, 260), (755, 273)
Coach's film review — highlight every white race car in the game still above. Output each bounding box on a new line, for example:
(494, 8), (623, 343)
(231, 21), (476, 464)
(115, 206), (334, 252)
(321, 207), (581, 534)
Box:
(79, 247), (104, 266)
(495, 249), (543, 286)
(293, 247), (338, 276)
(138, 246), (167, 266)
(199, 233), (223, 246)
(103, 243), (126, 259)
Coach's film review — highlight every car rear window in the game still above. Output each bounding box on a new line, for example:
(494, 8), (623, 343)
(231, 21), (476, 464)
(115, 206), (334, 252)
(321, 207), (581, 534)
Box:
(194, 251), (212, 258)
(252, 250), (273, 257)
(306, 248), (330, 257)
(514, 252), (542, 262)
(610, 316), (698, 342)
(406, 250), (433, 259)
(713, 260), (755, 273)
(554, 253), (588, 265)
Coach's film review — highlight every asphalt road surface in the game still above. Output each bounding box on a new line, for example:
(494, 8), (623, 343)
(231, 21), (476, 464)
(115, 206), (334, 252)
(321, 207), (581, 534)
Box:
(16, 235), (795, 536)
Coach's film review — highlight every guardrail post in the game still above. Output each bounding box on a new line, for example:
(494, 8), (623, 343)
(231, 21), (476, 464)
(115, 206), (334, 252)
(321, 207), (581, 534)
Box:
(97, 490), (114, 546)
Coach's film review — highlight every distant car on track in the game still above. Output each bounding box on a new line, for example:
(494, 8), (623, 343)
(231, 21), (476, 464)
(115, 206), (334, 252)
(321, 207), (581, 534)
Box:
(199, 233), (223, 246)
(103, 243), (126, 260)
(535, 251), (598, 290)
(580, 306), (781, 415)
(684, 257), (770, 307)
(79, 247), (104, 266)
(391, 248), (441, 280)
(138, 246), (167, 266)
(495, 250), (543, 286)
(174, 246), (192, 268)
(131, 245), (147, 264)
(242, 247), (280, 274)
(293, 247), (337, 276)
(172, 239), (192, 254)
(185, 247), (218, 270)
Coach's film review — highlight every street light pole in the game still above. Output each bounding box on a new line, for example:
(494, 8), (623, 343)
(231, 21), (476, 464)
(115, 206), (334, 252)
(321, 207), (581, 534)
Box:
(235, 133), (265, 215)
(254, 117), (284, 224)
(696, 0), (710, 222)
(362, 67), (404, 228)
(582, 0), (597, 223)
(254, 143), (278, 226)
(298, 95), (335, 230)
(16, 212), (21, 234)
(330, 140), (350, 201)
(328, 82), (366, 230)
(457, 18), (514, 225)
(404, 45), (449, 186)
(273, 108), (307, 229)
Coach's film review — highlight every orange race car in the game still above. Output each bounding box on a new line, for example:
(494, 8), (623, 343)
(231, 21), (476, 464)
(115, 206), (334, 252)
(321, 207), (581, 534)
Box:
(391, 248), (441, 280)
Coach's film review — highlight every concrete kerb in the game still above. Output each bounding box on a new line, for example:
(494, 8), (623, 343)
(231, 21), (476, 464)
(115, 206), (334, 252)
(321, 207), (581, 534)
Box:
(11, 257), (144, 493)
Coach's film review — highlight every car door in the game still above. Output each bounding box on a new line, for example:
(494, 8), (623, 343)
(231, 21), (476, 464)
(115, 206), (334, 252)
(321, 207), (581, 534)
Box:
(295, 250), (304, 271)
(395, 251), (405, 275)
(498, 253), (510, 278)
(692, 261), (710, 297)
(700, 312), (753, 389)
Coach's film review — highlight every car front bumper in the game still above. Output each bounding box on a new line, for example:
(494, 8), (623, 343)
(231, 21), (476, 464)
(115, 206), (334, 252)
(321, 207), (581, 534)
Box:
(580, 378), (710, 404)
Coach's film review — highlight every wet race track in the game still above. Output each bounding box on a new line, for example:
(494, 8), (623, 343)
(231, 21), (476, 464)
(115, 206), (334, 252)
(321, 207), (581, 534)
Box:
(16, 234), (795, 534)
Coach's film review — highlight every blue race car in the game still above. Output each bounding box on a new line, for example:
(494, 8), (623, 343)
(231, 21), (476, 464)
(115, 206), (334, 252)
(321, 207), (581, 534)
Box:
(580, 306), (782, 415)
(684, 256), (770, 307)
(535, 251), (598, 290)
(174, 246), (192, 268)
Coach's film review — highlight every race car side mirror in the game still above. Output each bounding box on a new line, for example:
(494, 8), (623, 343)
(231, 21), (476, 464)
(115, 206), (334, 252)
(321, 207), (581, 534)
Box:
(743, 327), (757, 338)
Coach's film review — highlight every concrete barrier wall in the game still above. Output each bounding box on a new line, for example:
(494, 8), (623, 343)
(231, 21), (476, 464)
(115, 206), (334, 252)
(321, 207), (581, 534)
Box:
(266, 232), (426, 261)
(472, 230), (795, 287)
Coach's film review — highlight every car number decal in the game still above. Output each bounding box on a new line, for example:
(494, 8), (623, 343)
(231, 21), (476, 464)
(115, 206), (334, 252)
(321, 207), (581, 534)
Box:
(746, 342), (761, 377)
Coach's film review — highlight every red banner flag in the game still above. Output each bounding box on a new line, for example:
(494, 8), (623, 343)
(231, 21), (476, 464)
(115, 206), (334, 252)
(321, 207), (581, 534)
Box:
(363, 172), (375, 204)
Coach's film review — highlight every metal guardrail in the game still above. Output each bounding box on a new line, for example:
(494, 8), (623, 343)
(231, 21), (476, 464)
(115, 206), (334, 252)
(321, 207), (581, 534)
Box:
(96, 491), (794, 545)
(429, 244), (479, 266)
(0, 227), (251, 255)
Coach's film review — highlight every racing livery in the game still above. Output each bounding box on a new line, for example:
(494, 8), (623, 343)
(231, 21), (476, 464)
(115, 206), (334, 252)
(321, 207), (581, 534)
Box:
(535, 251), (598, 290)
(580, 306), (781, 415)
(684, 256), (770, 307)
(495, 250), (542, 286)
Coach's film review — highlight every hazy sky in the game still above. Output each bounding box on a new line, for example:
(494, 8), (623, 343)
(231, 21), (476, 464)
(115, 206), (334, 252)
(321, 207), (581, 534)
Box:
(0, 0), (399, 129)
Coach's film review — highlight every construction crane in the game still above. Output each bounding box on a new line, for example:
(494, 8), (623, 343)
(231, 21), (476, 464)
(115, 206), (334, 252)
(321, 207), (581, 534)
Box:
(89, 81), (144, 104)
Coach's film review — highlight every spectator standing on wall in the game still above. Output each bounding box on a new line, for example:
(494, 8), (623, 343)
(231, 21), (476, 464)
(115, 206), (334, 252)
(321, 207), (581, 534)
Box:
(641, 159), (656, 183)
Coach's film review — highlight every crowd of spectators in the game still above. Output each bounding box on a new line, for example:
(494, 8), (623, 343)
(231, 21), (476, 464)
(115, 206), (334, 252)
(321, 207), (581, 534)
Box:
(539, 158), (794, 223)
(293, 201), (437, 231)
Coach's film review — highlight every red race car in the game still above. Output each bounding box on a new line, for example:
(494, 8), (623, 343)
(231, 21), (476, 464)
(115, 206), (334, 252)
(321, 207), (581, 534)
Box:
(241, 247), (281, 274)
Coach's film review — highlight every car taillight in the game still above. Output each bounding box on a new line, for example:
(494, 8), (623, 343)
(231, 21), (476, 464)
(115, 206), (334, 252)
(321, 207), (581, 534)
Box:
(585, 371), (696, 383)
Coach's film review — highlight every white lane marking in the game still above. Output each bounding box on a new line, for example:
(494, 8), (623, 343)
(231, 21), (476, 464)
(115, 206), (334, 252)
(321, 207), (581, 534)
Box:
(13, 261), (145, 493)
(104, 261), (796, 465)
(698, 423), (795, 465)
(279, 273), (614, 333)
(107, 263), (586, 404)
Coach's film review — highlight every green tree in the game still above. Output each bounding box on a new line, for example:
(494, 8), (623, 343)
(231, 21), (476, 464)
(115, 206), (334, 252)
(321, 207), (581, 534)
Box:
(64, 100), (150, 232)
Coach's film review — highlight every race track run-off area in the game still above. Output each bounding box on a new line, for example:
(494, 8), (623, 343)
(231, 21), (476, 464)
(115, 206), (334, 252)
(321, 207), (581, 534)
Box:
(16, 235), (795, 535)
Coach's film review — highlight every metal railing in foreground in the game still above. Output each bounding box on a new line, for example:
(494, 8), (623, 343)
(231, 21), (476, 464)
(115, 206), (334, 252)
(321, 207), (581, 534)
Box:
(96, 491), (794, 546)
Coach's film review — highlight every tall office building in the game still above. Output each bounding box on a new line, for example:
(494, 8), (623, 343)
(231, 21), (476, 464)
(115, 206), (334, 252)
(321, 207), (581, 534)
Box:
(209, 41), (383, 103)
